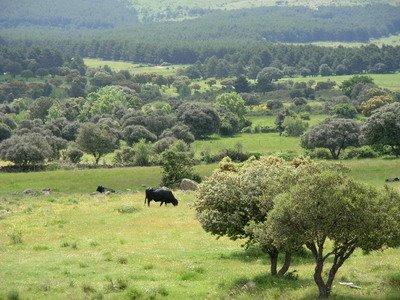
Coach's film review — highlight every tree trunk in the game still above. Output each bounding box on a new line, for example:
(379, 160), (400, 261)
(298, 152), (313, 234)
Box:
(269, 251), (278, 276)
(314, 260), (331, 298)
(95, 155), (101, 165)
(278, 252), (291, 276)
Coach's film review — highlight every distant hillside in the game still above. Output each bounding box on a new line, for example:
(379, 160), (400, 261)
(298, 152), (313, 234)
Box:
(131, 0), (400, 21)
(0, 0), (138, 29)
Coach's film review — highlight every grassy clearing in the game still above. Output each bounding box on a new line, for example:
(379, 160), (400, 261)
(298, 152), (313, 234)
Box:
(0, 164), (214, 196)
(302, 33), (400, 47)
(84, 58), (187, 76)
(282, 72), (400, 91)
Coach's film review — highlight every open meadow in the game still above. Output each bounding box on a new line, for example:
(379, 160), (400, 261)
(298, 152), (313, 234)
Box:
(84, 59), (187, 76)
(2, 158), (400, 299)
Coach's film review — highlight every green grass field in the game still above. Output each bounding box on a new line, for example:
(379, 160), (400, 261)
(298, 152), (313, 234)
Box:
(307, 33), (400, 47)
(2, 158), (400, 299)
(283, 72), (400, 91)
(84, 58), (187, 76)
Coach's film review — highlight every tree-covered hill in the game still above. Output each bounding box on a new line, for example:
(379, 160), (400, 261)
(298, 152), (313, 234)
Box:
(0, 0), (139, 29)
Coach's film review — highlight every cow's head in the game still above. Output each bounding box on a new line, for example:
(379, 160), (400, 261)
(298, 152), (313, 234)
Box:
(172, 198), (179, 206)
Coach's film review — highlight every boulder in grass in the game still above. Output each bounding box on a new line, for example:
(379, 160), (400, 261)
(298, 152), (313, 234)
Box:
(180, 179), (198, 191)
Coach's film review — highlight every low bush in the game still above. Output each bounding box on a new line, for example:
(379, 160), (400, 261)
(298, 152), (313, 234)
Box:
(305, 148), (332, 160)
(344, 146), (379, 159)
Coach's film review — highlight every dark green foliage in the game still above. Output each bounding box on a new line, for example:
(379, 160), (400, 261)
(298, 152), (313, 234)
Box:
(333, 103), (358, 119)
(123, 125), (157, 145)
(0, 133), (53, 166)
(302, 118), (361, 159)
(161, 141), (199, 187)
(340, 75), (375, 97)
(177, 102), (220, 139)
(0, 123), (12, 142)
(363, 102), (400, 156)
(0, 0), (138, 29)
(76, 122), (118, 164)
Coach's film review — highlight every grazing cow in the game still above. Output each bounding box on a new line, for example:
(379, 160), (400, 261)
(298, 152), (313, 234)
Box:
(97, 185), (115, 193)
(145, 187), (179, 207)
(386, 177), (400, 183)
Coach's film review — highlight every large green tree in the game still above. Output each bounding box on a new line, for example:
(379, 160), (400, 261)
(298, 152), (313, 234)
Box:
(76, 122), (118, 164)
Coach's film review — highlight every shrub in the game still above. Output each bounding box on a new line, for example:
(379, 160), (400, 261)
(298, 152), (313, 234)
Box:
(154, 137), (178, 154)
(283, 117), (308, 137)
(63, 146), (84, 164)
(333, 103), (358, 119)
(344, 146), (379, 159)
(306, 148), (332, 159)
(161, 141), (200, 187)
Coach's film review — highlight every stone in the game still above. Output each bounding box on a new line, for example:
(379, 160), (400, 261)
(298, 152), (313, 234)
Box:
(180, 179), (198, 191)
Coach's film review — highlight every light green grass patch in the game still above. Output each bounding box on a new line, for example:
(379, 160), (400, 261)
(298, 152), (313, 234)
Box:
(84, 58), (188, 76)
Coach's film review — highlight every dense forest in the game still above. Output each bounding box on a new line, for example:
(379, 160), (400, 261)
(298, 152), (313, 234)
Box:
(0, 0), (138, 29)
(2, 4), (400, 77)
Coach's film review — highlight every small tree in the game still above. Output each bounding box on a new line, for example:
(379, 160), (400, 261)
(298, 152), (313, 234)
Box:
(340, 75), (374, 97)
(302, 118), (361, 159)
(216, 93), (247, 123)
(266, 170), (400, 298)
(196, 157), (308, 277)
(161, 141), (198, 187)
(234, 76), (251, 93)
(0, 123), (12, 142)
(76, 123), (118, 164)
(283, 116), (308, 137)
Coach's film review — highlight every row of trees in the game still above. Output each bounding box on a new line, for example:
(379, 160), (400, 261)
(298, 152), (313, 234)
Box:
(196, 157), (400, 297)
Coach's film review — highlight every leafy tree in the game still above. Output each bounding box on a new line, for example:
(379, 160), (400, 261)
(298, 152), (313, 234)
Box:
(161, 140), (199, 187)
(234, 76), (251, 93)
(275, 111), (286, 135)
(363, 102), (400, 156)
(257, 67), (283, 92)
(160, 124), (195, 144)
(340, 75), (374, 97)
(83, 86), (138, 119)
(216, 92), (247, 122)
(178, 102), (220, 139)
(319, 64), (333, 76)
(62, 144), (84, 164)
(0, 133), (53, 166)
(360, 94), (394, 116)
(0, 123), (12, 142)
(196, 157), (311, 276)
(333, 103), (358, 119)
(123, 125), (157, 145)
(302, 118), (361, 159)
(28, 97), (53, 121)
(132, 139), (154, 166)
(266, 170), (400, 298)
(76, 122), (118, 164)
(283, 116), (308, 137)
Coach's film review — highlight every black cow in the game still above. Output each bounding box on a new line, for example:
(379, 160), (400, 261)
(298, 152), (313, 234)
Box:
(97, 186), (115, 193)
(145, 187), (179, 207)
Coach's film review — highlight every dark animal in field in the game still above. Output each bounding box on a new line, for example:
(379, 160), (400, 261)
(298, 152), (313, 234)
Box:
(145, 187), (179, 207)
(97, 186), (115, 193)
(386, 177), (400, 182)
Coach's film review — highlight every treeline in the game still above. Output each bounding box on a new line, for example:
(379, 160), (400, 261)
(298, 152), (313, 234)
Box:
(0, 0), (138, 29)
(3, 37), (400, 77)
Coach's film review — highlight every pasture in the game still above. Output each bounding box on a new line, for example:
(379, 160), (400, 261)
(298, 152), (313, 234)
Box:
(84, 59), (187, 76)
(1, 159), (400, 299)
